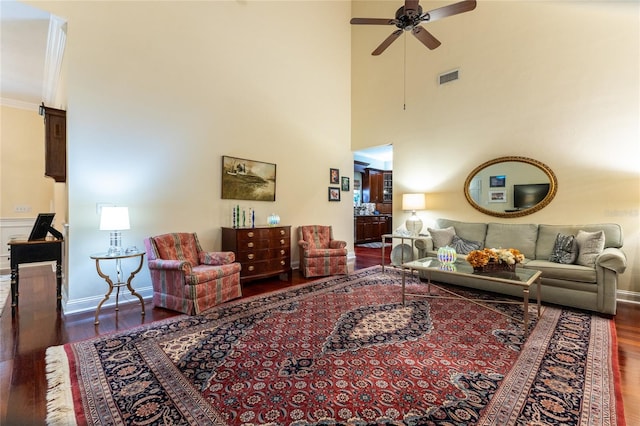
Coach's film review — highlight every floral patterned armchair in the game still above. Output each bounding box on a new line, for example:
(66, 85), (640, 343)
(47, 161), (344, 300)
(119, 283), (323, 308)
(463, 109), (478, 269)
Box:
(297, 225), (348, 278)
(144, 233), (242, 315)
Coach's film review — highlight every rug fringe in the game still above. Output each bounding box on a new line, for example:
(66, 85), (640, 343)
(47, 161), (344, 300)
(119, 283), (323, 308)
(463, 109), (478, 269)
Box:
(45, 345), (77, 426)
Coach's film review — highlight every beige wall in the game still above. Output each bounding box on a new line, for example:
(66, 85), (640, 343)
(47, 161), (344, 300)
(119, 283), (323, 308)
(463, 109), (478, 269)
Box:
(24, 0), (353, 312)
(352, 1), (639, 295)
(6, 1), (638, 310)
(0, 105), (54, 218)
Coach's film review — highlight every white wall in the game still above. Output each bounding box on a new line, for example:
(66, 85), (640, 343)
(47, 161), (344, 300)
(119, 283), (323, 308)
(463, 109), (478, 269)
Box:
(352, 1), (640, 296)
(33, 1), (353, 312)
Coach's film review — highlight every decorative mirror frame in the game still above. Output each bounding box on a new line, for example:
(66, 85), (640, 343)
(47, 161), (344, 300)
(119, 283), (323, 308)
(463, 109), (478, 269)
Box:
(463, 156), (558, 218)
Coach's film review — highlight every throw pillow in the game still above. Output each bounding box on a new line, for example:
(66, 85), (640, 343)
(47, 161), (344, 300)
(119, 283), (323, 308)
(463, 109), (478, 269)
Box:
(450, 235), (482, 255)
(428, 226), (456, 248)
(549, 233), (578, 264)
(575, 230), (606, 267)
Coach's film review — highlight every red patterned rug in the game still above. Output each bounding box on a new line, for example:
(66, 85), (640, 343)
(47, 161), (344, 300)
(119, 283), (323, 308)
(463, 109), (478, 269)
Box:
(45, 266), (625, 425)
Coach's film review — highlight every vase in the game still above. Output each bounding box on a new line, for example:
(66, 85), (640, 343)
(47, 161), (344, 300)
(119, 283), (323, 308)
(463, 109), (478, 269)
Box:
(437, 246), (457, 264)
(267, 213), (280, 226)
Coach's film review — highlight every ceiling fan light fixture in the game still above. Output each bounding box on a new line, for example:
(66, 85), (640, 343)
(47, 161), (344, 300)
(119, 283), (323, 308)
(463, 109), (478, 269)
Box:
(350, 0), (477, 55)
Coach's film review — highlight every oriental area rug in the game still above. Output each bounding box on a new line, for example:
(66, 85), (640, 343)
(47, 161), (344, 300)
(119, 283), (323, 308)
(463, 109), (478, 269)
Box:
(45, 266), (625, 425)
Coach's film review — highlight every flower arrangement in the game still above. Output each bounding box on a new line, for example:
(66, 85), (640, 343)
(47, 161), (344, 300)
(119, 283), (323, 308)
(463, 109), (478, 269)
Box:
(467, 248), (525, 271)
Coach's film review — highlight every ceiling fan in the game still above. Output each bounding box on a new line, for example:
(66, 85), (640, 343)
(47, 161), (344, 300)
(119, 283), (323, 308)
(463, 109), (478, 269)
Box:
(350, 0), (477, 55)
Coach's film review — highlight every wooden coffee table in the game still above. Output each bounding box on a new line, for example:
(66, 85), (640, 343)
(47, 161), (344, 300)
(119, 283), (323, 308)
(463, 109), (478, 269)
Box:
(401, 257), (542, 334)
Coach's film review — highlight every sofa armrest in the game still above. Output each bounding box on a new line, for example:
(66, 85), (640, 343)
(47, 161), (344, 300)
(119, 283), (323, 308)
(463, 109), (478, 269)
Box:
(148, 259), (192, 274)
(330, 240), (347, 249)
(414, 237), (434, 258)
(200, 251), (235, 265)
(596, 247), (627, 274)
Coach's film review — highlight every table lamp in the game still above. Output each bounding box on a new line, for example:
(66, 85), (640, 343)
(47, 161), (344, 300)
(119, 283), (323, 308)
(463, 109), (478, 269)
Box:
(402, 193), (426, 236)
(99, 206), (130, 256)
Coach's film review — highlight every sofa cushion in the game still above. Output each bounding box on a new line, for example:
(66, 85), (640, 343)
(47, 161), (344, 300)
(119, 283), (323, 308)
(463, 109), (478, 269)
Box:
(427, 226), (455, 248)
(536, 224), (623, 260)
(576, 230), (606, 267)
(523, 260), (597, 284)
(485, 223), (539, 260)
(450, 235), (482, 254)
(436, 219), (487, 245)
(549, 233), (578, 264)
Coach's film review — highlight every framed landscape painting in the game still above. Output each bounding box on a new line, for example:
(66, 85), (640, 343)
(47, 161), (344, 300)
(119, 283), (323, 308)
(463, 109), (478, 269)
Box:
(222, 156), (276, 201)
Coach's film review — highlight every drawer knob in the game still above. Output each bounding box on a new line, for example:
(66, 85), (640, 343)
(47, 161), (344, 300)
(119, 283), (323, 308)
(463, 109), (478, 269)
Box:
(248, 232), (254, 238)
(280, 249), (285, 255)
(248, 265), (255, 271)
(280, 260), (285, 266)
(280, 239), (285, 245)
(248, 254), (254, 260)
(247, 242), (254, 248)
(280, 230), (285, 235)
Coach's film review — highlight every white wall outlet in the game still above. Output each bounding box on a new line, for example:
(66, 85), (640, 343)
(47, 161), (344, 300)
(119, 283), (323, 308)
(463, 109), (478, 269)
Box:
(14, 205), (31, 213)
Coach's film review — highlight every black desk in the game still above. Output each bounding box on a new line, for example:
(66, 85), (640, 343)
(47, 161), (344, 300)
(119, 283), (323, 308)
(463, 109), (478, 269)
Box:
(8, 239), (64, 313)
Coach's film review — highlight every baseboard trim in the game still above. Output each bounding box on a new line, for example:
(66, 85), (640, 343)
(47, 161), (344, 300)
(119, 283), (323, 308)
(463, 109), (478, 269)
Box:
(617, 289), (640, 305)
(63, 286), (153, 315)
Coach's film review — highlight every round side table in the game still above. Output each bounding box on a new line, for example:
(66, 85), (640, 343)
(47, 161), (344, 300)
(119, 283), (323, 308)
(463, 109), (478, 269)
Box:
(90, 251), (145, 325)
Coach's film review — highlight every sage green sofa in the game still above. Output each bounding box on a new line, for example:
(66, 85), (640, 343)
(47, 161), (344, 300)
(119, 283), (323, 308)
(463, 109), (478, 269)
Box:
(413, 218), (626, 315)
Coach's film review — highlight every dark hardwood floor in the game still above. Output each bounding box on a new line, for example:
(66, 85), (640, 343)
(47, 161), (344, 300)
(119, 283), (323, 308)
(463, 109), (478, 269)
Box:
(1, 246), (638, 425)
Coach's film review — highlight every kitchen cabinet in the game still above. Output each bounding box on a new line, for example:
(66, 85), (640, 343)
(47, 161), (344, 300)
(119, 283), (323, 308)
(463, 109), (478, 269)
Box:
(354, 215), (391, 244)
(363, 168), (391, 204)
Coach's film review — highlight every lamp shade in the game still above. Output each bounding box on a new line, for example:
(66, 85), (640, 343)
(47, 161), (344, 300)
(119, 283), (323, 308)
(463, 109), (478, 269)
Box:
(402, 193), (426, 211)
(99, 207), (130, 231)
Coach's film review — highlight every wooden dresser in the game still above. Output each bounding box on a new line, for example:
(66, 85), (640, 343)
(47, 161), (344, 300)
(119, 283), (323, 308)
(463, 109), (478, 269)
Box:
(221, 226), (291, 282)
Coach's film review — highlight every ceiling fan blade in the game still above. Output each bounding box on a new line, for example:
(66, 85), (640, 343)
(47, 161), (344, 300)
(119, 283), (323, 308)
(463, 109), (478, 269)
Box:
(424, 0), (476, 23)
(350, 17), (395, 25)
(372, 29), (403, 56)
(412, 26), (441, 50)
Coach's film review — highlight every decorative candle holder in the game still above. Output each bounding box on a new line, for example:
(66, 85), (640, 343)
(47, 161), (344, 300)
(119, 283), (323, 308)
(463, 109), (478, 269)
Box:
(437, 246), (457, 264)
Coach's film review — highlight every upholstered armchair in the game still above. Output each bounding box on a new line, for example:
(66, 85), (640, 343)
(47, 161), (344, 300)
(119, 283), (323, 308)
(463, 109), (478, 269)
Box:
(297, 225), (348, 278)
(144, 233), (242, 315)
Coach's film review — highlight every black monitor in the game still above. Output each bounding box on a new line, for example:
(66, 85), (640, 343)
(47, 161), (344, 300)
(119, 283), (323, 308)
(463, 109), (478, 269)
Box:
(28, 213), (57, 241)
(513, 183), (550, 210)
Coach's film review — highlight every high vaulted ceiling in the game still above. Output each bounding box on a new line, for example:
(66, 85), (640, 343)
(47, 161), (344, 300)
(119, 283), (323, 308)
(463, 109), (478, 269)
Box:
(1, 0), (54, 109)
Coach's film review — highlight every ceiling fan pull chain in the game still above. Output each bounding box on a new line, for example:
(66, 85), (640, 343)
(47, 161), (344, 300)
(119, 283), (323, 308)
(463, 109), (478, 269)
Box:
(403, 33), (407, 110)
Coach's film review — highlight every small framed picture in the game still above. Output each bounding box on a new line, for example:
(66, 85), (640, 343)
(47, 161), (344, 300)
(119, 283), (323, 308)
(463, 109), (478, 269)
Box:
(341, 176), (350, 191)
(330, 168), (340, 184)
(489, 190), (507, 203)
(328, 187), (341, 201)
(490, 175), (506, 187)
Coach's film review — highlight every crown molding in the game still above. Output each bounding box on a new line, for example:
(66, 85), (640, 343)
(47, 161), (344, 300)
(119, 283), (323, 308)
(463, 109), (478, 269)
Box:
(42, 15), (67, 105)
(0, 97), (40, 111)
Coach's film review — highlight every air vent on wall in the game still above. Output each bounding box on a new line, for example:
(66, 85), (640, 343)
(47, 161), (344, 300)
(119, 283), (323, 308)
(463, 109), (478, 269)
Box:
(439, 69), (459, 85)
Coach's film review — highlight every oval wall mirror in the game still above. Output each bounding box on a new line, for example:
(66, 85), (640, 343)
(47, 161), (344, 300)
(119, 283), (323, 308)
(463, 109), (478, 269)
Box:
(463, 156), (557, 218)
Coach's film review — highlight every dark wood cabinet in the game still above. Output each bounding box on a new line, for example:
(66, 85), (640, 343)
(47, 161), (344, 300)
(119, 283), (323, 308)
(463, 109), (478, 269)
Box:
(363, 168), (391, 204)
(42, 106), (66, 182)
(221, 226), (291, 283)
(354, 215), (391, 244)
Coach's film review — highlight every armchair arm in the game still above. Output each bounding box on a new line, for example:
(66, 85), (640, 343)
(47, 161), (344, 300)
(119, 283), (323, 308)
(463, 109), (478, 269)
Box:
(147, 259), (193, 275)
(330, 240), (347, 249)
(596, 247), (627, 274)
(298, 240), (310, 250)
(200, 251), (236, 266)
